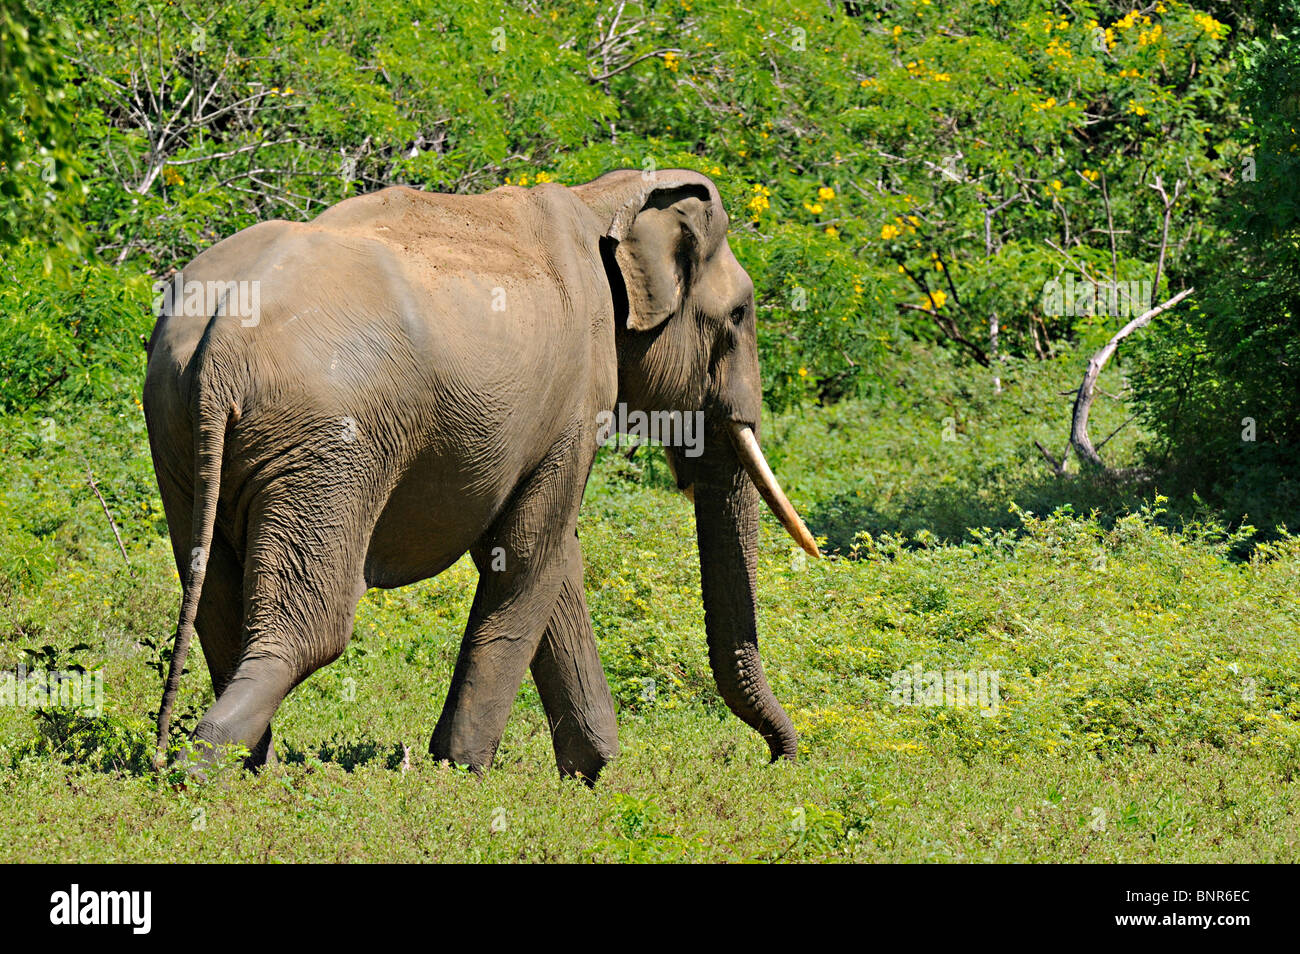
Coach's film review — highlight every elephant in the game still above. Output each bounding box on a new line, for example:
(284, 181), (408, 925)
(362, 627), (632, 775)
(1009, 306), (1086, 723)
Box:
(143, 168), (819, 780)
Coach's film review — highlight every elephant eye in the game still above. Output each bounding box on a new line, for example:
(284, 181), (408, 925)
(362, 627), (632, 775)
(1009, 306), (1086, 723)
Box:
(729, 304), (747, 325)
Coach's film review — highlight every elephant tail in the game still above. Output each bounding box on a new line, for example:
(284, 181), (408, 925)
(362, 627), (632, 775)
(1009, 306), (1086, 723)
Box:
(153, 389), (234, 772)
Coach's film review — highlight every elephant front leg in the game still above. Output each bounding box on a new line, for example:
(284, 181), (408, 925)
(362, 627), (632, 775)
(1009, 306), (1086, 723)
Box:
(530, 534), (618, 782)
(430, 441), (583, 772)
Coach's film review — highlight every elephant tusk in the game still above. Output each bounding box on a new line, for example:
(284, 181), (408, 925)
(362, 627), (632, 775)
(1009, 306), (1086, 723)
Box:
(728, 423), (820, 558)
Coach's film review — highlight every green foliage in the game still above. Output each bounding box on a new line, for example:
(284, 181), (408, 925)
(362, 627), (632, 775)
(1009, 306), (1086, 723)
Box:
(589, 793), (696, 861)
(0, 0), (1297, 863)
(0, 0), (84, 253)
(0, 242), (152, 413)
(1127, 0), (1300, 525)
(1, 376), (1298, 861)
(2, 0), (1240, 407)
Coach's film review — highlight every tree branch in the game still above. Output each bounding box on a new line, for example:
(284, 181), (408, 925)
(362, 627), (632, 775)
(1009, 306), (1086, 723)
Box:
(1068, 287), (1194, 474)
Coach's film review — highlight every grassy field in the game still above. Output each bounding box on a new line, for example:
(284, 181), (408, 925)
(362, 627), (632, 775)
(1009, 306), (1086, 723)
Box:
(2, 349), (1298, 862)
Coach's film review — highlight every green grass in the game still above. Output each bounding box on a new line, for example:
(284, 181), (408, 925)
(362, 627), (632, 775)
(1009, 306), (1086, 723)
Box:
(2, 349), (1298, 862)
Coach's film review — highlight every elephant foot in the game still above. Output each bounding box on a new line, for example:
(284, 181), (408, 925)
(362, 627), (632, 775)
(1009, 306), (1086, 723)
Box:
(182, 656), (294, 777)
(244, 725), (277, 771)
(428, 731), (615, 783)
(176, 720), (276, 779)
(552, 727), (618, 785)
(556, 754), (612, 786)
(428, 729), (493, 775)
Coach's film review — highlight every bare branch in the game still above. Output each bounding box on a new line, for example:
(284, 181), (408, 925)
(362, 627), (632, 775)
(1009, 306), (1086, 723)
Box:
(1068, 287), (1195, 474)
(588, 48), (685, 83)
(86, 469), (131, 568)
(1148, 175), (1184, 297)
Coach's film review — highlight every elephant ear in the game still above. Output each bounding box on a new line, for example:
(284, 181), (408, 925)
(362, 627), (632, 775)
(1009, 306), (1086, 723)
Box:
(578, 172), (716, 332)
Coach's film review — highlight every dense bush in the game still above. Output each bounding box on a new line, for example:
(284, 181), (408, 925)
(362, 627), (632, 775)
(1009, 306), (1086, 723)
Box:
(0, 242), (151, 413)
(6, 1), (1285, 520)
(1128, 0), (1300, 527)
(0, 0), (81, 251)
(7, 0), (1241, 408)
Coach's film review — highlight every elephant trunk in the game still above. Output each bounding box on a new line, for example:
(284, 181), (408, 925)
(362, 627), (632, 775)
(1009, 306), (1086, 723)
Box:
(693, 425), (799, 761)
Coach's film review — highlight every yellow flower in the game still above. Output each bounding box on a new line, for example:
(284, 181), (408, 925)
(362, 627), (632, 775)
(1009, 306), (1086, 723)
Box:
(798, 367), (809, 377)
(1051, 179), (1063, 191)
(824, 225), (839, 238)
(881, 223), (902, 240)
(818, 186), (835, 201)
(662, 51), (680, 71)
(163, 166), (184, 186)
(804, 202), (823, 214)
(926, 289), (947, 309)
(1192, 12), (1227, 40)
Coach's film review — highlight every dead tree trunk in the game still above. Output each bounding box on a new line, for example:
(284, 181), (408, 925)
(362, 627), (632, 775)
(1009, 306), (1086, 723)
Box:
(1069, 287), (1194, 473)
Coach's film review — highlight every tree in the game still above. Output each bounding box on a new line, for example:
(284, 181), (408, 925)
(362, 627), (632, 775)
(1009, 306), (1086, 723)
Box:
(0, 0), (82, 256)
(1129, 0), (1300, 526)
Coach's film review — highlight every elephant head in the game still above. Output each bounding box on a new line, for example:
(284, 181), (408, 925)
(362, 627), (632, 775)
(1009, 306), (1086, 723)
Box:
(573, 169), (819, 761)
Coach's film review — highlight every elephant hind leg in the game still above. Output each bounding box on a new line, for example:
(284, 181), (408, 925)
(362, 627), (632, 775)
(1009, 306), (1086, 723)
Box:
(530, 549), (618, 783)
(189, 492), (368, 771)
(193, 531), (281, 768)
(155, 483), (276, 770)
(190, 576), (363, 767)
(193, 530), (243, 698)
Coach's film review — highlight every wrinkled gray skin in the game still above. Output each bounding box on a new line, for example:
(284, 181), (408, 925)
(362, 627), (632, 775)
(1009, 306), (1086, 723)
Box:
(144, 169), (812, 780)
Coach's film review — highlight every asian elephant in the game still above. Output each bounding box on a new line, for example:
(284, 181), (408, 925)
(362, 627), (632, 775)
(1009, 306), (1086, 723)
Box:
(143, 168), (819, 780)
